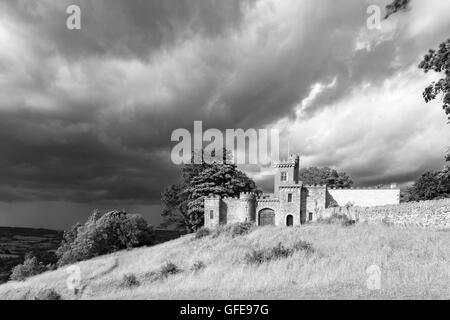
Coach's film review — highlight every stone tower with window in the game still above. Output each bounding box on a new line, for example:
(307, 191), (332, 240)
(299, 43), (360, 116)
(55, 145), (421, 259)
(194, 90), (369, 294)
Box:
(204, 154), (400, 228)
(273, 154), (300, 197)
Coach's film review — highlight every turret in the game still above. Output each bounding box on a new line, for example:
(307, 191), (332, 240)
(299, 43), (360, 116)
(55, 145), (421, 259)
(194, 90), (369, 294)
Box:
(204, 195), (221, 228)
(239, 192), (256, 223)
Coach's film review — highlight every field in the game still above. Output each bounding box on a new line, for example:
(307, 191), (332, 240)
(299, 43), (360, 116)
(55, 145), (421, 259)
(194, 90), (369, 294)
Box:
(0, 227), (183, 285)
(0, 227), (63, 284)
(0, 222), (448, 300)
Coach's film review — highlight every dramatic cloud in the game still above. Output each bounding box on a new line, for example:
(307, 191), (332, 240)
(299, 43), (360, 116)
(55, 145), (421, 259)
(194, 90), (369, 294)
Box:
(0, 0), (448, 227)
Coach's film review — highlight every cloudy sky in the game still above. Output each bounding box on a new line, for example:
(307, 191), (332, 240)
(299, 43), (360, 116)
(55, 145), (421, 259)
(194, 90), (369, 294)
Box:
(0, 0), (448, 229)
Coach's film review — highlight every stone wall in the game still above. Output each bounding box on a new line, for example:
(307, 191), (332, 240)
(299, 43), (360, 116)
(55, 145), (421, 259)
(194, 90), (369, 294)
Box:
(304, 185), (327, 222)
(327, 188), (400, 207)
(318, 198), (450, 229)
(277, 186), (302, 226)
(205, 192), (260, 227)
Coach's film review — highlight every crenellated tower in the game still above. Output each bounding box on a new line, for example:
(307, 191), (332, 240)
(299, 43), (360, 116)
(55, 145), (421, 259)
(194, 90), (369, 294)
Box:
(239, 192), (256, 223)
(273, 154), (300, 197)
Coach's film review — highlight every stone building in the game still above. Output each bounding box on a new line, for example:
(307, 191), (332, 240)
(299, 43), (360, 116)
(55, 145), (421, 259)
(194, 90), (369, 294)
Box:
(204, 155), (400, 228)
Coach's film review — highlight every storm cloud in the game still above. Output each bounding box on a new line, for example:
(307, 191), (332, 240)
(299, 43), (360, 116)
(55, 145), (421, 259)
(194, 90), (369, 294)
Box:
(0, 0), (448, 228)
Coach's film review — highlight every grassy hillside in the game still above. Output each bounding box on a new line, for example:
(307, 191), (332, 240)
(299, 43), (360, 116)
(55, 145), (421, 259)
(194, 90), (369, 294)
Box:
(0, 223), (449, 300)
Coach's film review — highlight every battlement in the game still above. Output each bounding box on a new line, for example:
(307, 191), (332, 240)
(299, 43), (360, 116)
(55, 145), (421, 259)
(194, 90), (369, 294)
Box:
(279, 185), (302, 189)
(256, 198), (280, 203)
(223, 196), (239, 200)
(304, 184), (327, 188)
(273, 160), (297, 167)
(273, 154), (299, 167)
(239, 192), (257, 199)
(328, 186), (400, 190)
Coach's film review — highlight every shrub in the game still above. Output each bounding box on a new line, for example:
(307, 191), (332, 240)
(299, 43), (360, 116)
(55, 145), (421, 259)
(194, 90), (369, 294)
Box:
(190, 260), (206, 272)
(160, 261), (181, 278)
(229, 222), (254, 237)
(56, 210), (154, 266)
(292, 240), (315, 254)
(318, 212), (355, 227)
(10, 253), (47, 281)
(144, 271), (161, 282)
(211, 222), (254, 238)
(121, 274), (140, 288)
(195, 228), (210, 239)
(245, 241), (314, 264)
(34, 289), (61, 300)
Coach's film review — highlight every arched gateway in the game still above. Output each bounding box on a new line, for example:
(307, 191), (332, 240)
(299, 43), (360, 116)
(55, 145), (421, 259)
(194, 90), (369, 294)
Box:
(258, 208), (275, 226)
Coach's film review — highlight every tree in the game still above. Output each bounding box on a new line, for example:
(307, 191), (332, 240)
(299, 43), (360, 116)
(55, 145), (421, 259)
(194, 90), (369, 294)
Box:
(56, 210), (154, 266)
(419, 39), (450, 122)
(406, 167), (450, 201)
(386, 1), (449, 160)
(10, 253), (46, 281)
(299, 167), (354, 188)
(419, 40), (450, 161)
(384, 0), (411, 19)
(161, 149), (260, 232)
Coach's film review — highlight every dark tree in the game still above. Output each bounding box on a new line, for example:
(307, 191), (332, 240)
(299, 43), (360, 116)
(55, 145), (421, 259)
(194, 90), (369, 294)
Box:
(419, 40), (450, 161)
(299, 167), (354, 188)
(384, 0), (411, 19)
(161, 149), (260, 232)
(386, 1), (449, 160)
(406, 167), (450, 201)
(419, 39), (450, 122)
(56, 210), (154, 266)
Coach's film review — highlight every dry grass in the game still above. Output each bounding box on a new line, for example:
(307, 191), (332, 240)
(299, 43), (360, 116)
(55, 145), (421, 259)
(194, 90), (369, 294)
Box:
(0, 223), (449, 300)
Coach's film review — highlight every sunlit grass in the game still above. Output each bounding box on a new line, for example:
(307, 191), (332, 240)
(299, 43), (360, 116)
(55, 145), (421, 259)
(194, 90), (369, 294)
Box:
(0, 223), (449, 300)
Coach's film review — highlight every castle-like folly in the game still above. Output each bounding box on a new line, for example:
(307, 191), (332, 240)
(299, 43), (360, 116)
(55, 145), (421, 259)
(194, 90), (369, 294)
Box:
(204, 155), (400, 227)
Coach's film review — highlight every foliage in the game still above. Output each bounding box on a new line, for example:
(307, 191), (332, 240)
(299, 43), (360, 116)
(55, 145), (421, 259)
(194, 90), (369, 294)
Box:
(406, 167), (450, 201)
(34, 288), (61, 300)
(161, 148), (260, 232)
(121, 274), (140, 288)
(10, 253), (47, 281)
(56, 210), (154, 266)
(386, 0), (449, 160)
(228, 222), (254, 237)
(159, 261), (181, 278)
(299, 167), (354, 188)
(190, 260), (206, 272)
(317, 212), (355, 227)
(245, 241), (314, 264)
(211, 222), (255, 238)
(384, 0), (411, 19)
(419, 39), (450, 124)
(195, 227), (210, 239)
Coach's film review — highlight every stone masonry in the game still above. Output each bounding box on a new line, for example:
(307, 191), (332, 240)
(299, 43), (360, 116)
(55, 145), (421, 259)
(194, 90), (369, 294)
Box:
(204, 154), (401, 228)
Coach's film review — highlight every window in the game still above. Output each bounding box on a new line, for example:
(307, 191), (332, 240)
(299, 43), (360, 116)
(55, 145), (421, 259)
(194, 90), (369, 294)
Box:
(210, 210), (214, 219)
(308, 212), (313, 221)
(281, 172), (287, 182)
(287, 193), (293, 202)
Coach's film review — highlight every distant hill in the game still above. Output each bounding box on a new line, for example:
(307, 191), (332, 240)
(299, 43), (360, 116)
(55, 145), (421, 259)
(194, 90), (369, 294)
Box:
(0, 227), (184, 284)
(0, 227), (63, 284)
(0, 223), (449, 299)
